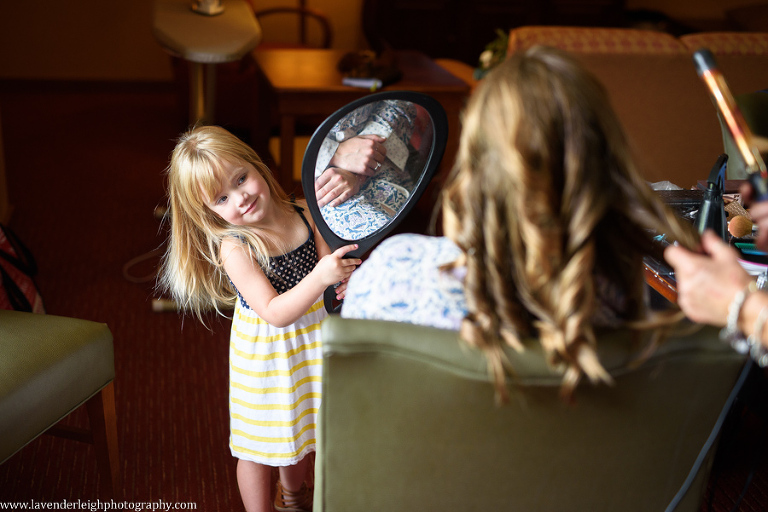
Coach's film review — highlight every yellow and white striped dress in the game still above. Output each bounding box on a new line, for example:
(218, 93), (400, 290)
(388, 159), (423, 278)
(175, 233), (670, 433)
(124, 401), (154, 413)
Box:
(228, 207), (326, 466)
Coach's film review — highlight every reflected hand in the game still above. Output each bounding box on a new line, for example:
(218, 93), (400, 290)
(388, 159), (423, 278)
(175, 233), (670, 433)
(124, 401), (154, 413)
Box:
(330, 134), (387, 177)
(316, 167), (364, 208)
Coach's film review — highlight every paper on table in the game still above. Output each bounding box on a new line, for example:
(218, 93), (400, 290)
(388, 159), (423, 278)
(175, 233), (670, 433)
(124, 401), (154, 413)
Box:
(342, 77), (383, 90)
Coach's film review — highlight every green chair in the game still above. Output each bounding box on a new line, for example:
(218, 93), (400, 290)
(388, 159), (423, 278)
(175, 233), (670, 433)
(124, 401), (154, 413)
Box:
(316, 316), (745, 512)
(0, 309), (119, 496)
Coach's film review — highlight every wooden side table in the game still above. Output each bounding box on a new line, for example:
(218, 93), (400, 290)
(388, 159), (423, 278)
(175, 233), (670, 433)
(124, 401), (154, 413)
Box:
(252, 49), (470, 192)
(153, 0), (262, 124)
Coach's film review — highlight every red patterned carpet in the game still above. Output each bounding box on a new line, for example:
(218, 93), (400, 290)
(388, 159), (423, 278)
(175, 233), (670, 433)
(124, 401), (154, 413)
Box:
(0, 81), (767, 511)
(0, 82), (244, 510)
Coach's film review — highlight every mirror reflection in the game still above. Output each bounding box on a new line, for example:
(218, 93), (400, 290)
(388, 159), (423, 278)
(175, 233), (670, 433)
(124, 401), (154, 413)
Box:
(312, 99), (434, 240)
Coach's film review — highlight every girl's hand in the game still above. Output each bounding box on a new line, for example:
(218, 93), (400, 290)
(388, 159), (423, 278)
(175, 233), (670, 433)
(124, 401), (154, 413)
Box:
(315, 244), (361, 287)
(335, 279), (350, 300)
(330, 135), (387, 177)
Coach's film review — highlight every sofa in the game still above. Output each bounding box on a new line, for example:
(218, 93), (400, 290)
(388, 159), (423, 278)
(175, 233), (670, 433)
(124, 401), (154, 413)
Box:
(439, 27), (768, 189)
(315, 316), (746, 512)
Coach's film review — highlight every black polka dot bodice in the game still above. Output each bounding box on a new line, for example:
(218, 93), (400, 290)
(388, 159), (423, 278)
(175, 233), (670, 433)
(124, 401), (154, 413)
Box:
(235, 205), (318, 309)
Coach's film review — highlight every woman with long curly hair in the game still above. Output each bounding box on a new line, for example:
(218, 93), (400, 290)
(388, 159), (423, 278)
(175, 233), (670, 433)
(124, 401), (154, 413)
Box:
(341, 45), (699, 400)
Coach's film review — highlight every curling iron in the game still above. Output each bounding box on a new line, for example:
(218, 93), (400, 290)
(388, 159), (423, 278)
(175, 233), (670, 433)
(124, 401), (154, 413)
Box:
(693, 48), (768, 201)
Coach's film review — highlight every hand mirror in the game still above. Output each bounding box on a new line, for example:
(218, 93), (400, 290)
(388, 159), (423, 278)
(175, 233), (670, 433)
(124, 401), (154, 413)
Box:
(301, 91), (448, 312)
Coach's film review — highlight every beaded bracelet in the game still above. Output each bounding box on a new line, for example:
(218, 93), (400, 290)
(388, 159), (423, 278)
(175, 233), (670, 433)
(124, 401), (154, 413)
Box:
(719, 283), (755, 343)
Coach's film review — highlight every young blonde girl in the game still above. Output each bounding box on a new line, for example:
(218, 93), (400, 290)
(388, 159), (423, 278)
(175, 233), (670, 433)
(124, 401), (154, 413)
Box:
(158, 125), (359, 512)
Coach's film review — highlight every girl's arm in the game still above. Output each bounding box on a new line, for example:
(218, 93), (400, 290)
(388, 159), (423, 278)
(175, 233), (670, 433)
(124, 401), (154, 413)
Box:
(222, 237), (359, 327)
(299, 197), (335, 261)
(311, 212), (354, 299)
(313, 219), (333, 259)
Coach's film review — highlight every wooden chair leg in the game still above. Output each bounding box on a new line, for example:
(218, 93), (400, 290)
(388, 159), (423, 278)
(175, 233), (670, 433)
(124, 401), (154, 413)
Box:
(86, 382), (121, 498)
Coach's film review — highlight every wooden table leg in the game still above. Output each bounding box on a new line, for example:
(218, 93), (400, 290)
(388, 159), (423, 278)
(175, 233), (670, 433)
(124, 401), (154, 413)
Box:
(189, 62), (205, 125)
(204, 63), (217, 125)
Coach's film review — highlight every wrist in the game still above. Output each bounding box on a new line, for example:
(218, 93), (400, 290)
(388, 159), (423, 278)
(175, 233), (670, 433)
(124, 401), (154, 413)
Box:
(740, 287), (767, 334)
(721, 282), (756, 339)
(720, 282), (768, 367)
(308, 266), (328, 290)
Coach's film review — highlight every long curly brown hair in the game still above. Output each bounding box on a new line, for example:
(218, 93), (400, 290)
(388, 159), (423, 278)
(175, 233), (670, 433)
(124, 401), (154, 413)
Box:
(442, 46), (699, 400)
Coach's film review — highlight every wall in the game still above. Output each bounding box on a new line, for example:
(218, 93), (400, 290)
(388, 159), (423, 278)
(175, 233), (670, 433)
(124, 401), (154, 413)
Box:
(0, 0), (762, 82)
(627, 0), (762, 29)
(0, 0), (365, 82)
(0, 0), (171, 81)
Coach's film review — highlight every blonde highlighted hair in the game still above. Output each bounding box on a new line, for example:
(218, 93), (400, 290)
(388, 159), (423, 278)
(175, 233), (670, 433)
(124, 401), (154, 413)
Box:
(443, 46), (699, 400)
(157, 125), (293, 322)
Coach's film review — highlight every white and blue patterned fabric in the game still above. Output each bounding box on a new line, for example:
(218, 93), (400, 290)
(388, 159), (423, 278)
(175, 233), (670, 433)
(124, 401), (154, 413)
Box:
(320, 164), (413, 240)
(341, 234), (468, 329)
(341, 234), (634, 331)
(315, 100), (420, 240)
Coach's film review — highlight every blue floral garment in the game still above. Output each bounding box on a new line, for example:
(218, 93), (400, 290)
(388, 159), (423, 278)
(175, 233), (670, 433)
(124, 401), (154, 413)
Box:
(341, 234), (468, 329)
(341, 234), (632, 331)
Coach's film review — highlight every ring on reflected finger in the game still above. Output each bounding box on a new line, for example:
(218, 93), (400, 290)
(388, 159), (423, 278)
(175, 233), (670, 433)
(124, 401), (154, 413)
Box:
(375, 161), (382, 170)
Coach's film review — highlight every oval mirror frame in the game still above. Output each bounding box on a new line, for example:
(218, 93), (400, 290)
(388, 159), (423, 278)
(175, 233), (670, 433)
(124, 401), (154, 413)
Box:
(301, 90), (448, 259)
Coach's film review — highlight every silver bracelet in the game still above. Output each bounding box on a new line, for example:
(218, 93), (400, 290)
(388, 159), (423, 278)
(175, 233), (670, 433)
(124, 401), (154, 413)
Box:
(758, 271), (768, 291)
(720, 284), (754, 343)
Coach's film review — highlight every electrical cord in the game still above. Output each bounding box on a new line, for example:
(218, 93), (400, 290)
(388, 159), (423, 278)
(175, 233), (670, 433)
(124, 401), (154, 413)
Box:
(121, 246), (164, 284)
(121, 204), (177, 311)
(665, 359), (754, 512)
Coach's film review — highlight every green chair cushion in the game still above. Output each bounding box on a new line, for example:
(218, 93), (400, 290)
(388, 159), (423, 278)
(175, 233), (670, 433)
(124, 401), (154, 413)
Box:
(0, 310), (114, 463)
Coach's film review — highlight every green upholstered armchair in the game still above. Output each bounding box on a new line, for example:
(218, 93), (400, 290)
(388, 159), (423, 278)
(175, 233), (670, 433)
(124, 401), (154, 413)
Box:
(0, 310), (119, 496)
(316, 316), (746, 512)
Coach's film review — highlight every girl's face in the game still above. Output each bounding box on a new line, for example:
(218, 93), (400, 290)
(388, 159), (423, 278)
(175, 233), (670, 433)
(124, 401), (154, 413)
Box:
(207, 159), (271, 226)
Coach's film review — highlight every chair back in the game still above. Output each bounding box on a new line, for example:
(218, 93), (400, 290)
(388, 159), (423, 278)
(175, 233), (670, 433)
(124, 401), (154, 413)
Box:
(253, 6), (333, 49)
(316, 316), (746, 512)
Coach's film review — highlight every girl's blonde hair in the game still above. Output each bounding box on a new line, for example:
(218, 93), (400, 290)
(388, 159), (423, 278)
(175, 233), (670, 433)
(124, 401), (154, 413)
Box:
(442, 46), (699, 400)
(158, 125), (293, 321)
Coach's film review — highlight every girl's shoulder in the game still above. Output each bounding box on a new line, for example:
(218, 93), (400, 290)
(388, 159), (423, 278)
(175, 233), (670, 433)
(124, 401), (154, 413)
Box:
(372, 234), (461, 263)
(293, 198), (316, 229)
(220, 234), (250, 261)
